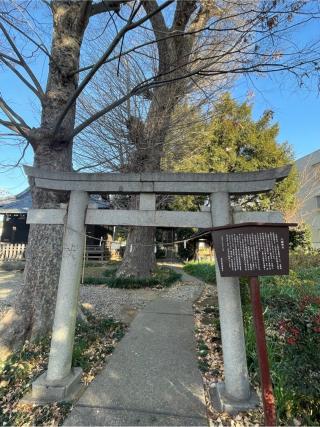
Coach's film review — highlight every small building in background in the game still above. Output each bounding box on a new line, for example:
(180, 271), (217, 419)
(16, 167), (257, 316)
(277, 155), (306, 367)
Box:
(0, 189), (114, 260)
(0, 189), (31, 243)
(295, 149), (320, 248)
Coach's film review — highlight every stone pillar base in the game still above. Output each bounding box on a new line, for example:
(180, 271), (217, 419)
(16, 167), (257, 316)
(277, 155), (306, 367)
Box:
(21, 368), (84, 404)
(210, 382), (260, 415)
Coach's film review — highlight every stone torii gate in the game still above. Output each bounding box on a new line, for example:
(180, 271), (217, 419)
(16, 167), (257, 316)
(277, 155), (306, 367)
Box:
(24, 164), (290, 411)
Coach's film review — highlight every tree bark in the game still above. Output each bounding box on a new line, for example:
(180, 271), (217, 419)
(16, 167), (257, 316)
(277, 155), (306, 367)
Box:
(0, 1), (90, 359)
(117, 1), (213, 278)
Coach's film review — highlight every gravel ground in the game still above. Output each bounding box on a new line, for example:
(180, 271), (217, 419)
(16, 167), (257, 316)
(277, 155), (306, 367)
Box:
(0, 270), (23, 316)
(80, 285), (162, 322)
(0, 265), (205, 322)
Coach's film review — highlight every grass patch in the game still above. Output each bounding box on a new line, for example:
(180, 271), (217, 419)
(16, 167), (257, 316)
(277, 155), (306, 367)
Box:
(183, 261), (215, 284)
(0, 313), (125, 426)
(83, 264), (181, 289)
(242, 265), (320, 425)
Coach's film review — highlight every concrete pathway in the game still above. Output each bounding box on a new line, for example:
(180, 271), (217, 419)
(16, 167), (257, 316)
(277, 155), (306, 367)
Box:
(65, 270), (208, 426)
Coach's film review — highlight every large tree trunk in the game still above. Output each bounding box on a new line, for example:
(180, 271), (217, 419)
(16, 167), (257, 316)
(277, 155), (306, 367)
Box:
(0, 1), (90, 359)
(117, 0), (209, 279)
(117, 227), (156, 278)
(117, 84), (179, 278)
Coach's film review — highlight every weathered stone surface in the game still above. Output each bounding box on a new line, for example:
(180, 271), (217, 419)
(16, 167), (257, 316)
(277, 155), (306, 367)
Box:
(24, 164), (291, 183)
(65, 407), (207, 426)
(233, 210), (284, 223)
(23, 368), (83, 403)
(210, 382), (259, 415)
(24, 165), (291, 195)
(27, 209), (213, 228)
(46, 190), (88, 382)
(210, 192), (251, 403)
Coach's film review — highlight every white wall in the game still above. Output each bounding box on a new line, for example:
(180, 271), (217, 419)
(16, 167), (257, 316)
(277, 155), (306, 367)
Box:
(296, 150), (320, 248)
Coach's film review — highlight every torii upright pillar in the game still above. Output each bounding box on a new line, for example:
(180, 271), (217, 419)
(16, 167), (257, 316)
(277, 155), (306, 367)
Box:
(210, 192), (258, 412)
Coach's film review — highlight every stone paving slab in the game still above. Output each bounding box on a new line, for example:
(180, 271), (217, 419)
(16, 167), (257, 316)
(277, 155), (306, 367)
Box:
(65, 286), (207, 426)
(67, 406), (206, 426)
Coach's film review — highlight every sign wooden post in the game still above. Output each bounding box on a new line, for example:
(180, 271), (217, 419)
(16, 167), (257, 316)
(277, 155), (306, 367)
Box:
(212, 222), (295, 425)
(249, 276), (276, 426)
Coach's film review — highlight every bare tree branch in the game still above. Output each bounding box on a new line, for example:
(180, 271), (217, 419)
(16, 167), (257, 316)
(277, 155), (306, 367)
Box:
(0, 51), (20, 64)
(0, 13), (52, 58)
(53, 0), (174, 136)
(0, 57), (42, 99)
(14, 140), (30, 166)
(0, 118), (29, 137)
(0, 96), (30, 128)
(0, 22), (44, 99)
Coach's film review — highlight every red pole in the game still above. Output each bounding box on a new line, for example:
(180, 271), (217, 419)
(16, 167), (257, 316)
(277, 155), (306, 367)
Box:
(249, 276), (276, 426)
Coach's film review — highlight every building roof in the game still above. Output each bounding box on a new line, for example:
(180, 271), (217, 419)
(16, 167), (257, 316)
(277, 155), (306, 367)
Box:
(0, 189), (32, 214)
(296, 149), (320, 169)
(0, 188), (110, 214)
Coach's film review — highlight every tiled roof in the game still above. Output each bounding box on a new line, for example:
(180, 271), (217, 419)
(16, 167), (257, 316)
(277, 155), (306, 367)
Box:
(0, 189), (32, 213)
(0, 188), (110, 214)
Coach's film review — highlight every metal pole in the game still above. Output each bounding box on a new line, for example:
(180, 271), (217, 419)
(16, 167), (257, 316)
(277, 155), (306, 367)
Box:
(249, 276), (276, 426)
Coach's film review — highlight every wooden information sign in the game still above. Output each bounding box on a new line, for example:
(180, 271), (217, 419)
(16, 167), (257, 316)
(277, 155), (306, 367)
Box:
(212, 222), (292, 277)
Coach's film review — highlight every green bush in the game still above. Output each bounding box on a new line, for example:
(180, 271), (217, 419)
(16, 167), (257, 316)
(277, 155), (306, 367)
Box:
(183, 261), (215, 284)
(83, 276), (109, 285)
(243, 268), (320, 425)
(106, 268), (181, 289)
(84, 267), (181, 289)
(289, 222), (313, 253)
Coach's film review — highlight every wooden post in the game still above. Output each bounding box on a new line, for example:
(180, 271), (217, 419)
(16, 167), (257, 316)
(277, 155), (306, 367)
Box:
(249, 276), (276, 426)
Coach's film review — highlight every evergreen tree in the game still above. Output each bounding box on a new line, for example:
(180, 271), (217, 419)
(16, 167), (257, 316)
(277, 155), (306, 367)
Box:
(164, 94), (297, 213)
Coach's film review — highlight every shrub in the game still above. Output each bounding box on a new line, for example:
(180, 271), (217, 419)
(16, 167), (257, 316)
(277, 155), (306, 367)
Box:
(84, 267), (181, 289)
(83, 276), (109, 285)
(243, 268), (320, 425)
(106, 268), (181, 289)
(289, 222), (313, 253)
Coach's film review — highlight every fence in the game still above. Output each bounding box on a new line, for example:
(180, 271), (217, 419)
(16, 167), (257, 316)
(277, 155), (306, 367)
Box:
(0, 243), (26, 260)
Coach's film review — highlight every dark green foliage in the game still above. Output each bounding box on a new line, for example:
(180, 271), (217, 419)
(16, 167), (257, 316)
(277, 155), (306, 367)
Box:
(183, 261), (216, 284)
(83, 276), (109, 285)
(103, 267), (118, 277)
(242, 268), (320, 425)
(106, 268), (181, 289)
(176, 228), (197, 260)
(289, 222), (313, 252)
(84, 266), (181, 289)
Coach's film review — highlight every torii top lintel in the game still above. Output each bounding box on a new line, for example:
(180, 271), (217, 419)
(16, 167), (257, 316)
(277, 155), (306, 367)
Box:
(23, 164), (291, 195)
